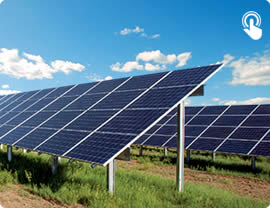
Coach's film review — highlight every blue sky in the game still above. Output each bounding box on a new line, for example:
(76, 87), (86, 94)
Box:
(0, 0), (269, 106)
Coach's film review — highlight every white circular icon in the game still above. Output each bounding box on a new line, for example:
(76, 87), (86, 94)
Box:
(242, 11), (261, 28)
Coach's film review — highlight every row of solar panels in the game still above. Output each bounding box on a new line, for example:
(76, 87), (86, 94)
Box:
(135, 104), (270, 157)
(0, 64), (222, 165)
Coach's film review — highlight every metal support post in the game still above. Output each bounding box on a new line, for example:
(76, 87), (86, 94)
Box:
(0, 144), (3, 150)
(212, 152), (216, 162)
(176, 101), (185, 192)
(8, 145), (12, 162)
(164, 147), (168, 157)
(23, 149), (27, 153)
(52, 156), (58, 174)
(106, 159), (116, 194)
(251, 156), (256, 170)
(139, 145), (143, 156)
(186, 150), (191, 163)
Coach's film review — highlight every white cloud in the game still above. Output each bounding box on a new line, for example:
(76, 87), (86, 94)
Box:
(217, 54), (235, 66)
(0, 48), (85, 80)
(184, 99), (192, 106)
(267, 0), (270, 3)
(110, 61), (143, 72)
(105, 76), (112, 80)
(151, 34), (160, 39)
(0, 0), (4, 4)
(1, 84), (9, 89)
(0, 90), (20, 96)
(120, 26), (144, 35)
(212, 97), (270, 105)
(119, 26), (160, 39)
(176, 52), (192, 67)
(111, 50), (192, 73)
(86, 73), (113, 82)
(227, 51), (270, 86)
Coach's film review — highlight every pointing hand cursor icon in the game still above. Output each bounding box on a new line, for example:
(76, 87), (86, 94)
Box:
(242, 11), (262, 40)
(243, 17), (262, 40)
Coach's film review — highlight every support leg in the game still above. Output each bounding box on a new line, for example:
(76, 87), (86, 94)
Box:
(106, 159), (116, 194)
(164, 147), (168, 157)
(23, 149), (27, 153)
(176, 101), (185, 192)
(7, 145), (12, 162)
(212, 152), (216, 162)
(52, 156), (58, 174)
(139, 145), (143, 156)
(251, 156), (256, 170)
(186, 150), (191, 163)
(0, 144), (3, 150)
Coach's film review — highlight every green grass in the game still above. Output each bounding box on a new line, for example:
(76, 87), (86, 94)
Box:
(0, 146), (269, 208)
(132, 145), (270, 181)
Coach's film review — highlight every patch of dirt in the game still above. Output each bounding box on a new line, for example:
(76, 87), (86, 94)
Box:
(119, 160), (270, 202)
(0, 184), (83, 208)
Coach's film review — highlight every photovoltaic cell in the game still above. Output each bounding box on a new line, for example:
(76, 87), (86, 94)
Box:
(189, 138), (224, 151)
(217, 140), (257, 155)
(253, 104), (270, 115)
(188, 115), (218, 126)
(242, 116), (270, 127)
(229, 128), (268, 140)
(199, 106), (228, 115)
(250, 142), (270, 157)
(0, 64), (223, 165)
(223, 105), (256, 115)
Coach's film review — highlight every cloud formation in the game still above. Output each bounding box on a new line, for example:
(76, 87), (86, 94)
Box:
(0, 48), (85, 80)
(1, 84), (9, 89)
(0, 90), (21, 96)
(119, 26), (160, 39)
(111, 50), (191, 73)
(0, 0), (4, 4)
(86, 73), (113, 82)
(212, 97), (270, 105)
(222, 50), (270, 86)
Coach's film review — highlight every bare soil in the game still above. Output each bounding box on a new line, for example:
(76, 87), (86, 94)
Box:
(0, 185), (83, 208)
(119, 160), (270, 202)
(0, 160), (269, 208)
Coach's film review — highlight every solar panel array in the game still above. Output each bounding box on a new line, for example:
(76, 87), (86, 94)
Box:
(0, 64), (222, 165)
(135, 104), (270, 157)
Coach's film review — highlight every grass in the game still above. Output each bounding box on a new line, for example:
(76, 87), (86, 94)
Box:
(132, 145), (270, 181)
(0, 146), (269, 207)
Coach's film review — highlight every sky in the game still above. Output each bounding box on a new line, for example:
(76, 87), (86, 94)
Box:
(0, 0), (269, 106)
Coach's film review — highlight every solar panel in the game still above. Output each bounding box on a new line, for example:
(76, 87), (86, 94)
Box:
(0, 64), (222, 165)
(136, 104), (270, 157)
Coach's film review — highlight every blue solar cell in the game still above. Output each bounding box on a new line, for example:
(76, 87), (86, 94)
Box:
(37, 130), (89, 155)
(185, 106), (204, 115)
(155, 125), (176, 136)
(201, 127), (234, 138)
(185, 116), (193, 124)
(0, 112), (19, 124)
(213, 116), (246, 126)
(65, 93), (106, 111)
(185, 126), (206, 137)
(15, 128), (57, 149)
(167, 117), (177, 125)
(185, 137), (196, 148)
(64, 82), (98, 96)
(66, 132), (135, 164)
(22, 111), (56, 127)
(117, 72), (167, 91)
(31, 88), (55, 100)
(189, 138), (224, 151)
(26, 97), (56, 112)
(144, 135), (172, 146)
(263, 131), (270, 141)
(145, 125), (160, 134)
(93, 90), (143, 110)
(6, 112), (35, 126)
(100, 109), (167, 134)
(41, 111), (82, 129)
(156, 65), (220, 88)
(163, 136), (177, 147)
(217, 140), (257, 154)
(46, 85), (74, 98)
(242, 116), (270, 127)
(87, 78), (128, 94)
(199, 106), (228, 115)
(250, 141), (270, 157)
(11, 99), (41, 112)
(129, 86), (195, 108)
(229, 128), (268, 140)
(253, 104), (270, 115)
(44, 96), (78, 111)
(0, 93), (25, 110)
(157, 115), (171, 125)
(65, 110), (116, 132)
(188, 115), (218, 126)
(0, 125), (16, 137)
(134, 135), (148, 145)
(0, 126), (33, 145)
(224, 105), (257, 115)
